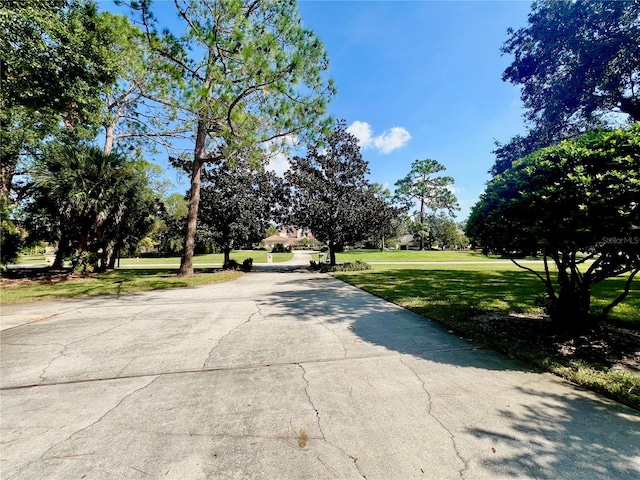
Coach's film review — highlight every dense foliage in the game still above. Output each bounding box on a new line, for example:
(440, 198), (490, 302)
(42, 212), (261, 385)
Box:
(198, 163), (288, 268)
(286, 121), (396, 265)
(493, 0), (640, 176)
(467, 125), (640, 328)
(394, 159), (459, 250)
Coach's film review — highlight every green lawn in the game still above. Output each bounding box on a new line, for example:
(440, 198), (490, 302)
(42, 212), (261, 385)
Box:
(1, 269), (242, 305)
(316, 249), (504, 263)
(335, 264), (639, 408)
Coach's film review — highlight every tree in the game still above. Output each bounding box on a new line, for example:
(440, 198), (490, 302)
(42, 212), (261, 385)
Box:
(466, 125), (640, 330)
(130, 0), (335, 276)
(198, 163), (289, 268)
(394, 159), (459, 250)
(286, 121), (374, 266)
(30, 145), (157, 271)
(0, 0), (120, 201)
(364, 183), (404, 251)
(494, 0), (640, 175)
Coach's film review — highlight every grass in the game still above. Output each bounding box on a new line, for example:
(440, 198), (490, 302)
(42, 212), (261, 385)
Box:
(318, 249), (505, 263)
(1, 269), (242, 305)
(335, 265), (640, 409)
(14, 250), (293, 267)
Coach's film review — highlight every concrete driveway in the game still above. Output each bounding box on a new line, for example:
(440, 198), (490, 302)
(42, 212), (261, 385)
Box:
(1, 259), (639, 479)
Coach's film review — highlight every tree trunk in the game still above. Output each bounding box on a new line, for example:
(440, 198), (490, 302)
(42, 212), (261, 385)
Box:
(550, 281), (592, 330)
(419, 197), (425, 250)
(53, 233), (69, 269)
(328, 241), (336, 266)
(380, 235), (385, 252)
(223, 248), (232, 269)
(178, 121), (208, 277)
(103, 124), (116, 156)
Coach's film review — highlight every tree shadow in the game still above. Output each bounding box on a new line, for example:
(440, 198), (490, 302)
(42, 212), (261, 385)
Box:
(258, 271), (640, 478)
(465, 385), (640, 478)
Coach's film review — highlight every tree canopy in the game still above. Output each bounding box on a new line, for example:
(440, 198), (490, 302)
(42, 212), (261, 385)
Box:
(493, 0), (640, 176)
(467, 124), (640, 328)
(0, 0), (121, 202)
(129, 0), (335, 276)
(394, 159), (459, 250)
(286, 121), (380, 265)
(198, 163), (288, 267)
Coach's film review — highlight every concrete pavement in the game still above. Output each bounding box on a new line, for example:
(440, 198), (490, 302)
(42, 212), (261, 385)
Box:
(1, 254), (639, 479)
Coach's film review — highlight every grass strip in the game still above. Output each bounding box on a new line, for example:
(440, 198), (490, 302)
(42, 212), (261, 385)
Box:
(1, 269), (242, 305)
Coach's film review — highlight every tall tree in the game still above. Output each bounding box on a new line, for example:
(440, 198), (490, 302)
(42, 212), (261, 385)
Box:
(286, 121), (373, 266)
(467, 125), (640, 330)
(394, 159), (459, 250)
(0, 0), (120, 201)
(494, 0), (640, 175)
(131, 0), (335, 276)
(98, 12), (188, 157)
(198, 162), (288, 267)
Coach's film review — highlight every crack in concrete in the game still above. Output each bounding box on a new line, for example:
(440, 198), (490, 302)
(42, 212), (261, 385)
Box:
(314, 316), (348, 359)
(400, 356), (469, 479)
(36, 308), (154, 384)
(37, 375), (160, 461)
(297, 364), (367, 479)
(201, 303), (261, 368)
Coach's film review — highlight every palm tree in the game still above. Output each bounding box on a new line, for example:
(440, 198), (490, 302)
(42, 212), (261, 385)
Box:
(31, 145), (141, 270)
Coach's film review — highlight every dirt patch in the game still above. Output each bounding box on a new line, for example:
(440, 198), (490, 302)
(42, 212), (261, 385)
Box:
(471, 312), (640, 374)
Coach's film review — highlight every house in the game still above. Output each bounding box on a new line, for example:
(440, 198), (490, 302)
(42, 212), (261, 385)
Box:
(263, 226), (318, 249)
(398, 234), (420, 250)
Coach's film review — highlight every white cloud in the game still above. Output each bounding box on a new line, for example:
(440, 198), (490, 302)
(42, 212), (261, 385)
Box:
(346, 121), (373, 148)
(263, 135), (297, 177)
(347, 121), (411, 154)
(265, 152), (290, 177)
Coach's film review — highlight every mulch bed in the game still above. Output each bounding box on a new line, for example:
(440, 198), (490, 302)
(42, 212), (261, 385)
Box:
(472, 313), (640, 374)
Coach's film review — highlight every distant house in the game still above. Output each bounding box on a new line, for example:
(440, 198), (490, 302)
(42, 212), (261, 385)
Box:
(398, 234), (419, 250)
(263, 226), (318, 249)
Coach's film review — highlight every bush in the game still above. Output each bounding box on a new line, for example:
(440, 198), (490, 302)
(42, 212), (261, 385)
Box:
(272, 243), (291, 253)
(309, 259), (372, 273)
(223, 259), (239, 270)
(241, 258), (253, 272)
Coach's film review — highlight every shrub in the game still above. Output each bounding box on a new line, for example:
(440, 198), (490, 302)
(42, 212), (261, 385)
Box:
(272, 242), (291, 253)
(310, 259), (372, 273)
(242, 258), (253, 272)
(223, 259), (239, 270)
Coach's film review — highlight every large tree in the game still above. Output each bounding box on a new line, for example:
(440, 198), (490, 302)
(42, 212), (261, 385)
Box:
(466, 125), (640, 330)
(287, 121), (377, 266)
(198, 163), (289, 267)
(131, 0), (335, 276)
(494, 0), (640, 175)
(394, 159), (459, 250)
(0, 0), (120, 201)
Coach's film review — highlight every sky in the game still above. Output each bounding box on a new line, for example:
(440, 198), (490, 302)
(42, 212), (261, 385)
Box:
(102, 0), (533, 220)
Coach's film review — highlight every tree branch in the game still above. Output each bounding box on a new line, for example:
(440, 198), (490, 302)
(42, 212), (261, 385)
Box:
(600, 268), (639, 319)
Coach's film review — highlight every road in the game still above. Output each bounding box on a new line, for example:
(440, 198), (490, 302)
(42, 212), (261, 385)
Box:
(1, 254), (639, 479)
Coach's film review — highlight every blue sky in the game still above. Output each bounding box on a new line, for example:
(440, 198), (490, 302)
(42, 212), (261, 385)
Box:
(102, 0), (533, 220)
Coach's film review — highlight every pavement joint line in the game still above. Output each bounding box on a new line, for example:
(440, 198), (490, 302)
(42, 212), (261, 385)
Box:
(0, 346), (482, 391)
